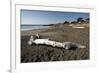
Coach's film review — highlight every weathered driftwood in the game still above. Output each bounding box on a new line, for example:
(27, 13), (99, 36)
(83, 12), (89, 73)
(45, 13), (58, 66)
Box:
(28, 35), (86, 49)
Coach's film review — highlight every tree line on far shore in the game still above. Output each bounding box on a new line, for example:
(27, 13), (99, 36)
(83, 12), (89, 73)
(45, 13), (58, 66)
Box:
(63, 17), (89, 24)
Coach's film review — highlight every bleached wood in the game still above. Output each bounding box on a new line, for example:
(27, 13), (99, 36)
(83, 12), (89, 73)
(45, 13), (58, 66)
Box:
(28, 35), (86, 49)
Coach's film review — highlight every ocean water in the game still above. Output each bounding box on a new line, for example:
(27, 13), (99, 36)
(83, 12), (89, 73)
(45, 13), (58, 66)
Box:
(21, 25), (50, 31)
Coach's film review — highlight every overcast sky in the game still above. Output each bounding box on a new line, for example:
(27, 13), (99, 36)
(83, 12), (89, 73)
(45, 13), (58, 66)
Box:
(21, 9), (89, 25)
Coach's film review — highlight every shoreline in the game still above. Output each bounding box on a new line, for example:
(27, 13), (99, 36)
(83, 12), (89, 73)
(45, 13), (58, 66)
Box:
(21, 23), (89, 36)
(21, 25), (51, 31)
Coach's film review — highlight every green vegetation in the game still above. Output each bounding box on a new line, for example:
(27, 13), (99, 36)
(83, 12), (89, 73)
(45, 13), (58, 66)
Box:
(63, 17), (89, 24)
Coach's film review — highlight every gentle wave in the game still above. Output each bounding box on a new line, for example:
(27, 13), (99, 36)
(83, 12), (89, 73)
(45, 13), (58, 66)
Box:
(21, 25), (50, 31)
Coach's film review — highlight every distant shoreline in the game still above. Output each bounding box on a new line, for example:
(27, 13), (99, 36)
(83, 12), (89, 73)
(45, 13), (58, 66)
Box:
(21, 24), (56, 26)
(21, 24), (52, 31)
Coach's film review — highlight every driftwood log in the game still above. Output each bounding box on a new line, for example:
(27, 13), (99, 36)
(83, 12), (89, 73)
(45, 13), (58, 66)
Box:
(28, 35), (86, 49)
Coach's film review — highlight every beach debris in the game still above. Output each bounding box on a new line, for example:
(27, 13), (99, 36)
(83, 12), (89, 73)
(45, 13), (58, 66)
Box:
(28, 35), (86, 49)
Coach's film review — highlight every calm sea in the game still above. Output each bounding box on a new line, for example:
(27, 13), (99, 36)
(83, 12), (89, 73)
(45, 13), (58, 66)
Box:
(21, 25), (50, 31)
